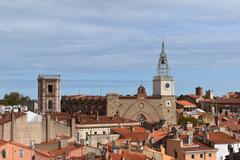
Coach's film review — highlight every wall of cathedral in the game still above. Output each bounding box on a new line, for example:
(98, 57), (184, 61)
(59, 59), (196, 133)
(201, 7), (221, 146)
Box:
(106, 94), (176, 125)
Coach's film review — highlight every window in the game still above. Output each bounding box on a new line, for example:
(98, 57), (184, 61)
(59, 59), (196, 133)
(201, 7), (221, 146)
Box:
(94, 132), (97, 135)
(138, 114), (146, 125)
(191, 154), (195, 159)
(103, 131), (106, 135)
(200, 154), (203, 159)
(19, 149), (24, 157)
(208, 153), (212, 157)
(48, 100), (53, 110)
(1, 149), (6, 158)
(48, 85), (53, 93)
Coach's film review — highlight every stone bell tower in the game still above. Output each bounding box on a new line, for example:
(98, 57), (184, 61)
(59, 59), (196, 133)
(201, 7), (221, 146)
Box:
(38, 74), (61, 113)
(153, 41), (174, 96)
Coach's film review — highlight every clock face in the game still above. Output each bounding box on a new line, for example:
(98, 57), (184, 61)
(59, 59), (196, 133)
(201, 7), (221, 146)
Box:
(165, 82), (170, 89)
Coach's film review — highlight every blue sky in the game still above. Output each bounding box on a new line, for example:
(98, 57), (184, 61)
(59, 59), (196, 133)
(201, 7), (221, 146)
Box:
(0, 0), (240, 99)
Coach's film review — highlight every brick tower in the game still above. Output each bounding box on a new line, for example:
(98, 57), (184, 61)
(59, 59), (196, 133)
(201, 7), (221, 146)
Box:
(38, 75), (61, 113)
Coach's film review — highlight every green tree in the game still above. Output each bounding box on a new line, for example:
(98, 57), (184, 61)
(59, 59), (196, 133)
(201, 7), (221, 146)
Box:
(2, 92), (32, 106)
(178, 116), (199, 127)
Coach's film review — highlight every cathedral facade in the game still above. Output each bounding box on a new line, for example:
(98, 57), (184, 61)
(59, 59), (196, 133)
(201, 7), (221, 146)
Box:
(62, 42), (176, 125)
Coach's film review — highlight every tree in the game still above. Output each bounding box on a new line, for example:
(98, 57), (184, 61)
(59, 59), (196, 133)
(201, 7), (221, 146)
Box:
(2, 92), (32, 106)
(178, 116), (199, 127)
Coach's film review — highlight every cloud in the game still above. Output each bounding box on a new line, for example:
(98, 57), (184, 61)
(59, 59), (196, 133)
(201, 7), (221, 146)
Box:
(0, 0), (240, 97)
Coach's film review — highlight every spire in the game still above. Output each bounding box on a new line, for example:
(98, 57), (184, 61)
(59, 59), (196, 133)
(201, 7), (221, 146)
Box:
(156, 41), (170, 76)
(162, 41), (165, 53)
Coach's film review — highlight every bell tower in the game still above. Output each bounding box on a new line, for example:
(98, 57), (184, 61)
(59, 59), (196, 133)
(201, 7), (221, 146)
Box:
(38, 74), (61, 113)
(153, 42), (174, 96)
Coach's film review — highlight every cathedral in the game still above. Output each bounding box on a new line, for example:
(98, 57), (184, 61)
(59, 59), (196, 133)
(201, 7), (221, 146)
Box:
(105, 42), (176, 125)
(40, 42), (176, 125)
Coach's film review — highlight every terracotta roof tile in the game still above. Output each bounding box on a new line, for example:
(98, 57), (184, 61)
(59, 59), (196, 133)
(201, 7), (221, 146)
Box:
(176, 100), (196, 107)
(48, 145), (82, 157)
(0, 140), (7, 147)
(109, 150), (148, 160)
(186, 94), (201, 99)
(208, 132), (240, 144)
(151, 129), (168, 141)
(112, 127), (149, 142)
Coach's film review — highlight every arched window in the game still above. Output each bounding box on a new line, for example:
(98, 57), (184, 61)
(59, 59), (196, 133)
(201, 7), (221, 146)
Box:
(138, 114), (146, 125)
(48, 100), (53, 110)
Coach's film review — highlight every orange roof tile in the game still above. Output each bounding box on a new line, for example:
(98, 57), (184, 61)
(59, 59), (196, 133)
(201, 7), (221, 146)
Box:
(111, 127), (149, 142)
(0, 140), (7, 147)
(176, 100), (196, 107)
(151, 129), (168, 141)
(48, 145), (82, 157)
(208, 132), (240, 144)
(109, 150), (148, 160)
(186, 94), (201, 99)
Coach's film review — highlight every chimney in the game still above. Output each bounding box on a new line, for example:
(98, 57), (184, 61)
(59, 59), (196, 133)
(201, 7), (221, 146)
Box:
(186, 121), (193, 130)
(10, 111), (15, 141)
(59, 139), (67, 149)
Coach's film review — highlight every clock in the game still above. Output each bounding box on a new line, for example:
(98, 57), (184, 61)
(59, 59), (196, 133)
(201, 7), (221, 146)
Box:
(165, 82), (170, 89)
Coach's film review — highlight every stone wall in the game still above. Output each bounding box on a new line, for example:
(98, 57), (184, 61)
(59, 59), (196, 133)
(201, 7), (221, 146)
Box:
(106, 94), (176, 125)
(0, 113), (71, 146)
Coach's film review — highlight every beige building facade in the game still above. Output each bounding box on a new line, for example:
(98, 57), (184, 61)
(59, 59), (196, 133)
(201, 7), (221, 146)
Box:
(106, 86), (176, 124)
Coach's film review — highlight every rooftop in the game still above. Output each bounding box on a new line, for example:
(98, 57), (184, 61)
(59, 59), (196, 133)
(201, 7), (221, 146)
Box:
(176, 100), (196, 107)
(208, 132), (240, 144)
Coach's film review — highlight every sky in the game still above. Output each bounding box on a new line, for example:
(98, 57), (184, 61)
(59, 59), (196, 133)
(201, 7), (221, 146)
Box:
(0, 0), (240, 99)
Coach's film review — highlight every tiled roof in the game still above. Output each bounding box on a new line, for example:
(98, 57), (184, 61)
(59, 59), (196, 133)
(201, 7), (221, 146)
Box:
(151, 129), (168, 141)
(177, 135), (216, 152)
(0, 140), (7, 147)
(176, 100), (196, 107)
(0, 112), (26, 125)
(208, 132), (240, 144)
(202, 98), (240, 105)
(76, 115), (137, 125)
(36, 144), (83, 158)
(109, 150), (149, 160)
(216, 98), (240, 104)
(49, 145), (82, 157)
(111, 127), (149, 142)
(183, 138), (216, 152)
(186, 94), (201, 99)
(0, 139), (31, 151)
(35, 149), (51, 157)
(62, 95), (107, 115)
